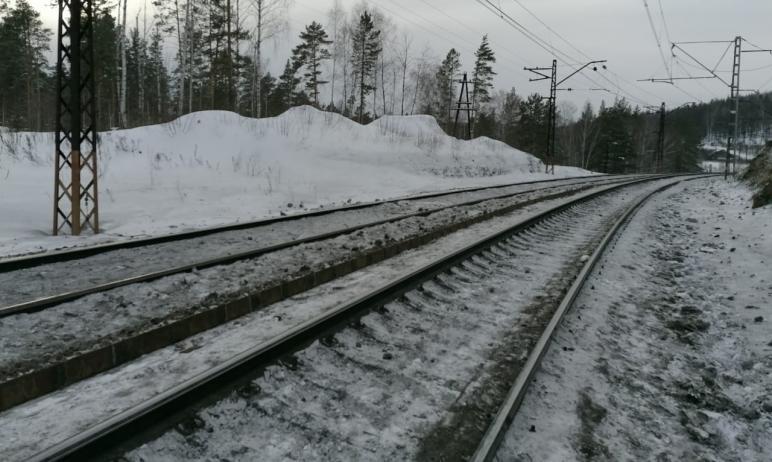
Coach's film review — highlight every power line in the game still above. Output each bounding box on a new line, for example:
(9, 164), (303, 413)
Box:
(673, 57), (720, 100)
(671, 82), (705, 103)
(415, 0), (530, 65)
(476, 0), (658, 107)
(507, 0), (663, 106)
(642, 0), (671, 79)
(508, 0), (666, 105)
(508, 0), (588, 62)
(657, 0), (673, 47)
(742, 37), (772, 52)
(377, 0), (524, 76)
(475, 0), (573, 62)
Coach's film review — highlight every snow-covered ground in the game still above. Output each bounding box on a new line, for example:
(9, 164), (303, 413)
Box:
(0, 178), (679, 461)
(0, 107), (589, 258)
(500, 178), (772, 460)
(0, 180), (616, 381)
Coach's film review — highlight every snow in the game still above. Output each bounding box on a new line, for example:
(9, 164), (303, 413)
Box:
(0, 179), (621, 387)
(498, 177), (772, 461)
(0, 176), (683, 461)
(0, 175), (635, 311)
(0, 107), (589, 258)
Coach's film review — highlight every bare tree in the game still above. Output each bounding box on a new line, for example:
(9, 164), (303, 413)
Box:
(409, 47), (434, 116)
(396, 32), (412, 115)
(250, 0), (291, 117)
(326, 0), (345, 109)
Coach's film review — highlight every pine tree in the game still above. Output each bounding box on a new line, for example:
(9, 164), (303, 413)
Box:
(92, 10), (120, 128)
(518, 93), (548, 160)
(0, 0), (51, 129)
(146, 26), (170, 122)
(435, 48), (461, 130)
(274, 58), (303, 112)
(350, 11), (381, 123)
(471, 35), (496, 109)
(294, 21), (332, 107)
(595, 99), (635, 173)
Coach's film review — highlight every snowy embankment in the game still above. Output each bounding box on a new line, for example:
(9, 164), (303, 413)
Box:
(0, 107), (589, 257)
(501, 178), (771, 460)
(741, 143), (772, 207)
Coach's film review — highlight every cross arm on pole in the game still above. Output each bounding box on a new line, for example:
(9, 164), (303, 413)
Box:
(671, 43), (732, 87)
(524, 66), (552, 81)
(556, 60), (607, 87)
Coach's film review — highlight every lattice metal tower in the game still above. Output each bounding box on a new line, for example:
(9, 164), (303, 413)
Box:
(545, 60), (558, 175)
(452, 73), (474, 140)
(53, 0), (99, 235)
(526, 59), (605, 175)
(725, 36), (741, 179)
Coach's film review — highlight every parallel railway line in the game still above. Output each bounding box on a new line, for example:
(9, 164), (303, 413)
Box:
(0, 174), (644, 318)
(18, 174), (710, 461)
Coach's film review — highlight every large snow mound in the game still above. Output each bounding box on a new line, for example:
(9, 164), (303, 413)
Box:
(0, 106), (591, 256)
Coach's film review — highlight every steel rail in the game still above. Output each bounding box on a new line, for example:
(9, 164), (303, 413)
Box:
(0, 175), (647, 318)
(28, 175), (687, 462)
(469, 176), (708, 462)
(0, 174), (619, 272)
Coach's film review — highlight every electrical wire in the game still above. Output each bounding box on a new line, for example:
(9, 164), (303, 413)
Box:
(476, 0), (657, 107)
(380, 0), (527, 77)
(506, 0), (663, 106)
(414, 0), (531, 66)
(673, 56), (720, 100)
(508, 0), (588, 63)
(642, 0), (671, 79)
(657, 0), (673, 47)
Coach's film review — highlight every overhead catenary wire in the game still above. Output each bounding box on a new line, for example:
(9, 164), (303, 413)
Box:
(642, 0), (671, 80)
(414, 0), (531, 66)
(506, 0), (667, 106)
(673, 57), (719, 100)
(506, 0), (664, 106)
(375, 0), (525, 77)
(657, 0), (673, 48)
(476, 0), (657, 107)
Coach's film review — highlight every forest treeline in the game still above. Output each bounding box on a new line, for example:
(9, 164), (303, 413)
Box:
(1, 0), (770, 173)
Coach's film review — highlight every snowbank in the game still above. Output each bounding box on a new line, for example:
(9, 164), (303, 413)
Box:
(0, 106), (590, 256)
(741, 142), (772, 208)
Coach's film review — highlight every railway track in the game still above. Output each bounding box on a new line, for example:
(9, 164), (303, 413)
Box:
(0, 174), (651, 413)
(0, 174), (641, 318)
(15, 174), (709, 461)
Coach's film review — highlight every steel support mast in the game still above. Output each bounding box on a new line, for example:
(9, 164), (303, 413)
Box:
(644, 37), (771, 179)
(53, 0), (99, 235)
(526, 59), (606, 174)
(545, 60), (558, 175)
(656, 102), (666, 173)
(726, 36), (741, 179)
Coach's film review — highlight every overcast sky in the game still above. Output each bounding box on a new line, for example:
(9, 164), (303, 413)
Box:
(31, 0), (772, 112)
